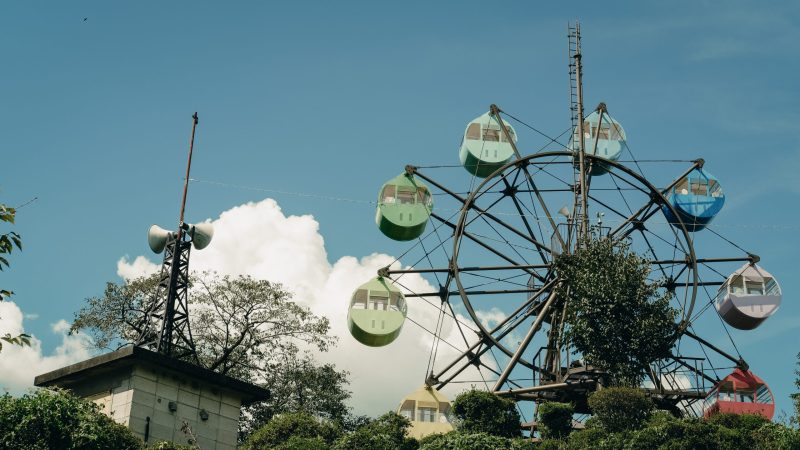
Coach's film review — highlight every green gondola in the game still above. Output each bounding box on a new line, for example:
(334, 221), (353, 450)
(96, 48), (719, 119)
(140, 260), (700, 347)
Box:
(375, 173), (433, 241)
(459, 111), (517, 178)
(347, 277), (407, 347)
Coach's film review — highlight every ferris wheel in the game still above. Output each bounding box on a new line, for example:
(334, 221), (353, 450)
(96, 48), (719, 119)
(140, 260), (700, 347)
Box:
(346, 23), (782, 425)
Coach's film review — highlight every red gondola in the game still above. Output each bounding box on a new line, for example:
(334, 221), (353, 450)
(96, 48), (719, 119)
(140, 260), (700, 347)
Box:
(702, 369), (774, 420)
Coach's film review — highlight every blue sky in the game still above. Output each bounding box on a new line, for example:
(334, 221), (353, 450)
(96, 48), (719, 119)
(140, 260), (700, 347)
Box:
(2, 1), (800, 417)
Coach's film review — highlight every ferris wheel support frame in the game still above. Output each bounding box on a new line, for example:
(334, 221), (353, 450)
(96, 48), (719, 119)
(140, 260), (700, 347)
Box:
(384, 150), (761, 409)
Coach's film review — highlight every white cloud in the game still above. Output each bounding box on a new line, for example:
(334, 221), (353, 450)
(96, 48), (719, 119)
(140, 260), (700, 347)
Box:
(119, 198), (494, 416)
(0, 301), (92, 394)
(117, 255), (159, 281)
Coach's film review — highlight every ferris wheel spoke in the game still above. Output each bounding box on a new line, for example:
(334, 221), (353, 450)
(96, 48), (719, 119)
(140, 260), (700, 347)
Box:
(516, 164), (566, 250)
(610, 160), (702, 237)
(682, 329), (744, 370)
(635, 228), (671, 281)
(609, 198), (658, 238)
(430, 212), (546, 282)
(431, 280), (558, 386)
(501, 178), (551, 264)
(463, 200), (553, 255)
(492, 288), (559, 391)
(587, 193), (634, 226)
(606, 167), (651, 196)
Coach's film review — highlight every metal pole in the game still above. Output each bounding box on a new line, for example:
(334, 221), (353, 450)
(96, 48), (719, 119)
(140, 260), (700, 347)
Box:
(492, 287), (559, 391)
(490, 105), (567, 252)
(573, 24), (589, 244)
(179, 112), (199, 226)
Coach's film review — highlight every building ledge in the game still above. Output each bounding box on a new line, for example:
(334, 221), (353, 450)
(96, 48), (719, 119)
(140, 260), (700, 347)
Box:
(34, 346), (269, 406)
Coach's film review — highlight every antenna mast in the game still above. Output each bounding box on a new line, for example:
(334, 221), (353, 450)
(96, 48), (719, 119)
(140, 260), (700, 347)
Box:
(569, 21), (589, 246)
(135, 113), (202, 361)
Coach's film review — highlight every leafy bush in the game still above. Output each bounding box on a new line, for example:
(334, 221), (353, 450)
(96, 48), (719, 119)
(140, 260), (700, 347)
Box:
(241, 412), (340, 449)
(147, 441), (195, 449)
(451, 389), (521, 438)
(537, 402), (573, 439)
(536, 438), (564, 449)
(587, 387), (653, 433)
(0, 388), (142, 450)
(752, 422), (800, 450)
(706, 412), (768, 434)
(332, 412), (417, 450)
(565, 427), (607, 450)
(418, 431), (532, 450)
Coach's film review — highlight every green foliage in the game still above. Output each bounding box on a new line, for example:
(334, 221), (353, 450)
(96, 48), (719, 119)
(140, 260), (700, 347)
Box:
(332, 412), (417, 450)
(241, 412), (341, 450)
(706, 412), (768, 433)
(0, 201), (29, 353)
(535, 438), (564, 450)
(565, 426), (611, 450)
(587, 387), (653, 433)
(0, 203), (22, 278)
(0, 388), (142, 450)
(147, 441), (195, 450)
(560, 411), (797, 450)
(451, 389), (521, 438)
(418, 431), (533, 450)
(625, 416), (753, 450)
(752, 422), (800, 450)
(555, 238), (678, 384)
(0, 332), (31, 353)
(537, 402), (573, 439)
(244, 355), (351, 435)
(792, 352), (800, 426)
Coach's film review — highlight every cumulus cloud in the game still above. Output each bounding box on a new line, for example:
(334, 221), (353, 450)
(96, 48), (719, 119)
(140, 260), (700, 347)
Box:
(119, 198), (495, 416)
(0, 301), (92, 394)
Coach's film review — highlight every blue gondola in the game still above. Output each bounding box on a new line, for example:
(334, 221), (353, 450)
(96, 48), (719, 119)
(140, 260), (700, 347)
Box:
(569, 105), (626, 175)
(662, 168), (725, 232)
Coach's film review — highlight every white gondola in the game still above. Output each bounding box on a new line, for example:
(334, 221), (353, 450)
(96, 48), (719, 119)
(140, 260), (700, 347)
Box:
(714, 263), (781, 330)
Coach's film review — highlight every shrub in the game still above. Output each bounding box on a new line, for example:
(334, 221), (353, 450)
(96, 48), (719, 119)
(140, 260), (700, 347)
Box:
(587, 387), (653, 433)
(451, 389), (521, 438)
(332, 412), (417, 450)
(537, 402), (573, 439)
(418, 431), (523, 450)
(242, 412), (340, 449)
(0, 388), (142, 450)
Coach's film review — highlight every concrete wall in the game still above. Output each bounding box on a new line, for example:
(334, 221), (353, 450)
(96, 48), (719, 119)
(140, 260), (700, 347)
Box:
(125, 366), (241, 450)
(77, 365), (241, 450)
(85, 385), (134, 426)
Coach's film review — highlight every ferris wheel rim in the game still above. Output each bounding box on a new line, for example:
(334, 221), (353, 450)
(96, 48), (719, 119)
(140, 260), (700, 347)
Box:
(449, 150), (699, 366)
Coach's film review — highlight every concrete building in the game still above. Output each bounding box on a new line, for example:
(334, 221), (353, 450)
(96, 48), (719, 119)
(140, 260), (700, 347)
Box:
(35, 346), (269, 450)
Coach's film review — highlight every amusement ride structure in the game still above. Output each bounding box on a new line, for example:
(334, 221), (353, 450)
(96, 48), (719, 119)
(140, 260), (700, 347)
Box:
(347, 23), (782, 429)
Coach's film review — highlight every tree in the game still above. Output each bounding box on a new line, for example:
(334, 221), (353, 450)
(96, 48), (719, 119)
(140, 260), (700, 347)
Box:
(555, 237), (679, 385)
(586, 387), (653, 433)
(241, 412), (341, 450)
(537, 402), (574, 439)
(332, 412), (418, 450)
(242, 354), (351, 436)
(71, 273), (352, 437)
(0, 201), (30, 352)
(0, 388), (142, 450)
(450, 389), (521, 438)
